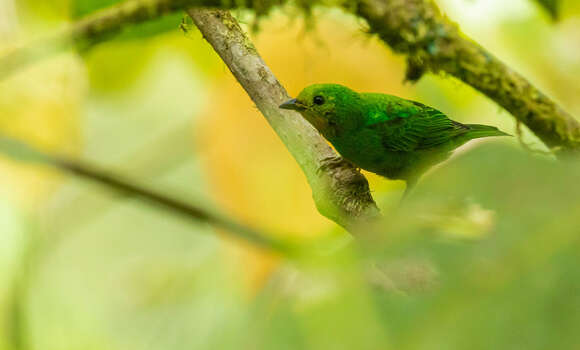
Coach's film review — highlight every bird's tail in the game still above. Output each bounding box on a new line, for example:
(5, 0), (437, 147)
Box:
(465, 124), (511, 139)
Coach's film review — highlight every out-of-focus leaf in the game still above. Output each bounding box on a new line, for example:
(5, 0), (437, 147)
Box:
(361, 143), (580, 349)
(533, 0), (560, 20)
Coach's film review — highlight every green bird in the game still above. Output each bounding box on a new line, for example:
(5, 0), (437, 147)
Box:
(280, 84), (509, 197)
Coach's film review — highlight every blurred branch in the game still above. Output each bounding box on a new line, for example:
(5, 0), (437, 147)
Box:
(355, 0), (580, 155)
(0, 0), (284, 81)
(0, 136), (291, 253)
(187, 9), (380, 230)
(48, 122), (194, 234)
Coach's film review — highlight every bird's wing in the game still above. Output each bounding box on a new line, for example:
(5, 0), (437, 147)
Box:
(366, 100), (469, 152)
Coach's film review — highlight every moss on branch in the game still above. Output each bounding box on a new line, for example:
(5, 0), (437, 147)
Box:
(355, 0), (580, 154)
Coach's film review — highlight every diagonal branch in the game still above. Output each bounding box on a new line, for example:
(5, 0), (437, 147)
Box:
(0, 136), (291, 253)
(187, 9), (380, 230)
(355, 0), (580, 155)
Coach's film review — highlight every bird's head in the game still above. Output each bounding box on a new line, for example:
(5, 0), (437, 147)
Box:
(279, 84), (363, 139)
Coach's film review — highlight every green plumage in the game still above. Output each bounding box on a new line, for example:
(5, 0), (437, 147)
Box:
(280, 84), (509, 194)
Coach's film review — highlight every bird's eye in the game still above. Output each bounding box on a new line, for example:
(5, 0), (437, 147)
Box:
(313, 96), (325, 105)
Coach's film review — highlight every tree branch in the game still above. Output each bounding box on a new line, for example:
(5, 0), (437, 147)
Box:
(187, 8), (380, 230)
(355, 0), (580, 155)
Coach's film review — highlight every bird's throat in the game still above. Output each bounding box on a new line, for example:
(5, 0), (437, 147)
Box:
(303, 114), (329, 134)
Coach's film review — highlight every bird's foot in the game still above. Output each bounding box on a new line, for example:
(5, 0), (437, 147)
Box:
(317, 156), (346, 174)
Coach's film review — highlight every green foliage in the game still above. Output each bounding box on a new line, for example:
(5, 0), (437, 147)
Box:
(534, 0), (560, 20)
(363, 144), (580, 348)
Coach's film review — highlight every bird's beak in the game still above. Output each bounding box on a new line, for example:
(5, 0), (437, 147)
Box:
(279, 98), (304, 111)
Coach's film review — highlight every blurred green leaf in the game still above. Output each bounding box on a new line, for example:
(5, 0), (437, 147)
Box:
(361, 144), (580, 349)
(533, 0), (560, 20)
